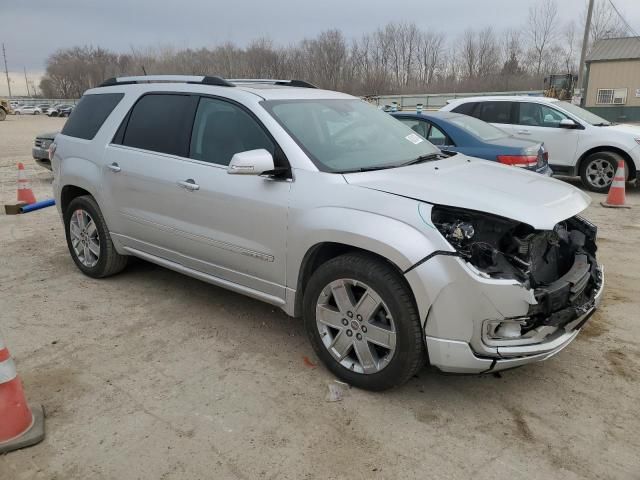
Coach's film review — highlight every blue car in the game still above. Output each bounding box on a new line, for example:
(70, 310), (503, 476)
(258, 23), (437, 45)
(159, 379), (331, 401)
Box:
(391, 111), (552, 175)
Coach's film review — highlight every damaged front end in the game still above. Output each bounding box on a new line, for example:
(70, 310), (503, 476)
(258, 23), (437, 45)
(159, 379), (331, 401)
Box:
(431, 205), (603, 353)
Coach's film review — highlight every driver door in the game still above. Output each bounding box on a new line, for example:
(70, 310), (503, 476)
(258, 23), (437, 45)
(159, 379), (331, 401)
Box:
(511, 102), (582, 168)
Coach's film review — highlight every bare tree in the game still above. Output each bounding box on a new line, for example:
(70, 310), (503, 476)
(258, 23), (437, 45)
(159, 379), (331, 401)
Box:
(526, 0), (560, 75)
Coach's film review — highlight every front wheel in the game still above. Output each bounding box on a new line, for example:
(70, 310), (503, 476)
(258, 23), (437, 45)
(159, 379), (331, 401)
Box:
(303, 253), (426, 391)
(580, 151), (627, 193)
(64, 195), (128, 278)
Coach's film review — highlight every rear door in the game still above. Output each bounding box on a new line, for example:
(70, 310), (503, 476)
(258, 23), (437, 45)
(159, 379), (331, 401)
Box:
(103, 93), (198, 255)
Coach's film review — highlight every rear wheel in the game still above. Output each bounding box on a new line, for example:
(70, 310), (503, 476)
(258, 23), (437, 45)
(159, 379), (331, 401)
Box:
(0, 109), (6, 121)
(580, 151), (627, 193)
(64, 195), (128, 278)
(303, 253), (425, 391)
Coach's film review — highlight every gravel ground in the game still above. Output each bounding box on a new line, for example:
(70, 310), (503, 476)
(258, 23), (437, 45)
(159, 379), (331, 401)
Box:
(1, 115), (639, 479)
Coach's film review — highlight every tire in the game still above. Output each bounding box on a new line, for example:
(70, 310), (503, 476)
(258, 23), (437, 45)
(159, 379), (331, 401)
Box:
(15, 111), (20, 115)
(303, 253), (426, 391)
(0, 109), (6, 121)
(64, 195), (128, 278)
(580, 151), (627, 193)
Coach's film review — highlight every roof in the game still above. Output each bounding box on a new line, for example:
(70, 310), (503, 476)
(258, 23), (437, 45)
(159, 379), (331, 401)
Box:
(586, 37), (640, 62)
(88, 75), (353, 101)
(445, 95), (557, 106)
(391, 111), (459, 120)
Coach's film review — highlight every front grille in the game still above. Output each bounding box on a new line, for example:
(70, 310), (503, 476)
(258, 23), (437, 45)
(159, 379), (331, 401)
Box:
(34, 139), (51, 149)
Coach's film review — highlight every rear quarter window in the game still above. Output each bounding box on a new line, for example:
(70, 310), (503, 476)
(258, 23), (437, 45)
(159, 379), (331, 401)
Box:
(61, 93), (124, 140)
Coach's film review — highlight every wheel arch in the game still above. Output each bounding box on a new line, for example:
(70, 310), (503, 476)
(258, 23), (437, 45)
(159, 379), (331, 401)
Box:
(60, 184), (95, 215)
(578, 146), (636, 178)
(293, 242), (415, 318)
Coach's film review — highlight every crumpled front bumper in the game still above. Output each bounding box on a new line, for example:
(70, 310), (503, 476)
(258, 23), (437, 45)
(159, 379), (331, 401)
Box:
(405, 254), (604, 374)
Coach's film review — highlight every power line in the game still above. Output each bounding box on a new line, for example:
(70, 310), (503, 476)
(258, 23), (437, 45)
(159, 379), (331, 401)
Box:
(606, 0), (640, 40)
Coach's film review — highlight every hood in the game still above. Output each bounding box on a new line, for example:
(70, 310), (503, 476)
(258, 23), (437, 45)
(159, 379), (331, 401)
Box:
(36, 131), (59, 140)
(602, 123), (640, 137)
(344, 155), (590, 230)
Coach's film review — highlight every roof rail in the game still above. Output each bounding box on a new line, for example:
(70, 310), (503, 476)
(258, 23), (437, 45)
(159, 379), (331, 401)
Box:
(97, 75), (234, 88)
(227, 79), (318, 89)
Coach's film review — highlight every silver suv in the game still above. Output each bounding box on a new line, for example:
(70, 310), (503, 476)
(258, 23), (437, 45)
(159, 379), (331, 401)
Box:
(52, 76), (604, 390)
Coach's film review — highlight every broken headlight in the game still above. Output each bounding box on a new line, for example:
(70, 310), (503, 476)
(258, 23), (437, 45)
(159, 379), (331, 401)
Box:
(431, 206), (598, 289)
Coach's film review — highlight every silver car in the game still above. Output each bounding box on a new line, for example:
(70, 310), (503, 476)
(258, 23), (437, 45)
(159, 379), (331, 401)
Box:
(51, 76), (604, 390)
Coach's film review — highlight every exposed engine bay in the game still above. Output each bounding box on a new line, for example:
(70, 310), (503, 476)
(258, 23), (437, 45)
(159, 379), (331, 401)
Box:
(431, 205), (602, 332)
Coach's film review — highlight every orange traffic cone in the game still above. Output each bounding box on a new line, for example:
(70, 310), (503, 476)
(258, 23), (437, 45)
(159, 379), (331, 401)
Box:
(17, 162), (37, 205)
(0, 334), (45, 454)
(601, 159), (631, 208)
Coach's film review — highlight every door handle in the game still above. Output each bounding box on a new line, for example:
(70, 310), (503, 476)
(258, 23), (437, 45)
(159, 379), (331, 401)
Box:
(516, 129), (531, 135)
(177, 179), (200, 191)
(108, 162), (121, 172)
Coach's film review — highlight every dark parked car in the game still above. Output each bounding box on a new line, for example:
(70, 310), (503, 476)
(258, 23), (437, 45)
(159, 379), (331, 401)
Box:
(47, 104), (74, 117)
(32, 132), (57, 170)
(392, 111), (552, 175)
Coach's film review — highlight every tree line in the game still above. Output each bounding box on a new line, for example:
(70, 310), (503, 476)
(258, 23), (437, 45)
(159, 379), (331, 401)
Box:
(39, 0), (629, 99)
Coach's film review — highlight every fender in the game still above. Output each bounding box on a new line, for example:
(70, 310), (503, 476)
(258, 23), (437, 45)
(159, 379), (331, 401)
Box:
(286, 205), (443, 317)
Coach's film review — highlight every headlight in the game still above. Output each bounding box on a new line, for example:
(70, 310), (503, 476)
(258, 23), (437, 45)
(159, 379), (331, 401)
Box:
(634, 137), (640, 146)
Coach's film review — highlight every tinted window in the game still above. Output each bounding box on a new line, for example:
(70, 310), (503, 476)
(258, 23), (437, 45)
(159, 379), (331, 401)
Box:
(478, 102), (513, 124)
(451, 102), (478, 116)
(517, 102), (570, 128)
(123, 94), (195, 156)
(398, 118), (428, 138)
(190, 97), (274, 166)
(61, 93), (124, 140)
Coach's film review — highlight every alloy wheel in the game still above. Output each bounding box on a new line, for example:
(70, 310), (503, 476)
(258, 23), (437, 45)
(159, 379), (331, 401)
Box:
(315, 279), (396, 374)
(69, 209), (100, 268)
(585, 158), (616, 189)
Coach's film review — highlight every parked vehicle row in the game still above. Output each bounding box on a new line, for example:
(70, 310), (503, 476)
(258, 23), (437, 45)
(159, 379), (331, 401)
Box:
(50, 76), (604, 391)
(12, 103), (74, 117)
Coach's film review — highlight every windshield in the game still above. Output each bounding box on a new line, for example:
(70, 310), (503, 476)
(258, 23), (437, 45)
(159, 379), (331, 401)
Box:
(448, 114), (508, 141)
(262, 99), (440, 172)
(556, 101), (611, 126)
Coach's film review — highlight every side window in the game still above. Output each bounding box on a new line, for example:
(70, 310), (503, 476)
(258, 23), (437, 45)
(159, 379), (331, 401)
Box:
(478, 102), (513, 124)
(517, 103), (569, 128)
(122, 94), (196, 156)
(398, 118), (428, 138)
(426, 124), (451, 146)
(190, 97), (274, 166)
(451, 102), (478, 117)
(61, 93), (124, 140)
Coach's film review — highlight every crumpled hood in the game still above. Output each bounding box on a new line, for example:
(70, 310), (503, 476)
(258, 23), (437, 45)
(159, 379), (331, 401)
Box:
(344, 155), (591, 230)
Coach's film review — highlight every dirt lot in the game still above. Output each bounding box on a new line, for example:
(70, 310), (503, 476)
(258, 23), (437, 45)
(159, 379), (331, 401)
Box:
(1, 115), (639, 479)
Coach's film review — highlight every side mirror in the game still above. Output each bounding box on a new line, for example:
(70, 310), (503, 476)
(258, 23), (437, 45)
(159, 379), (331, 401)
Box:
(559, 118), (579, 129)
(227, 149), (275, 175)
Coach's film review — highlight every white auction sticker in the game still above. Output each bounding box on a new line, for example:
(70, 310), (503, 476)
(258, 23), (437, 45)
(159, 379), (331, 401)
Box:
(405, 133), (424, 145)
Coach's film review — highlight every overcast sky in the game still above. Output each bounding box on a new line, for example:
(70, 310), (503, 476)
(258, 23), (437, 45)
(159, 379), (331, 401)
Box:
(1, 0), (640, 80)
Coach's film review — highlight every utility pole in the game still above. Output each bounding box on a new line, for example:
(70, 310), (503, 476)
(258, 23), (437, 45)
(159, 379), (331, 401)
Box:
(577, 0), (595, 104)
(24, 67), (30, 97)
(2, 43), (11, 99)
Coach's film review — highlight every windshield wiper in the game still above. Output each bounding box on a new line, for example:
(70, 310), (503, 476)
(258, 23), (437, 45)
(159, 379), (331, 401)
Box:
(593, 122), (611, 126)
(400, 152), (447, 167)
